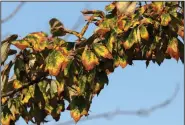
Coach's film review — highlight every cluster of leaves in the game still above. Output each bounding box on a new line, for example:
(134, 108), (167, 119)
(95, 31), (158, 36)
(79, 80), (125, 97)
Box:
(1, 2), (184, 125)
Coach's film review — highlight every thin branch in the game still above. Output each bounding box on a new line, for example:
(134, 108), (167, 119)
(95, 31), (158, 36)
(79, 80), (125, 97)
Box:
(1, 2), (25, 24)
(55, 83), (180, 125)
(1, 73), (46, 97)
(64, 3), (90, 40)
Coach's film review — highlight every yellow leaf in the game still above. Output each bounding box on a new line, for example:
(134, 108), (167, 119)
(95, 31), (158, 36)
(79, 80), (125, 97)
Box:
(93, 43), (113, 59)
(13, 80), (22, 89)
(140, 25), (149, 41)
(70, 109), (81, 123)
(82, 46), (99, 71)
(166, 37), (179, 61)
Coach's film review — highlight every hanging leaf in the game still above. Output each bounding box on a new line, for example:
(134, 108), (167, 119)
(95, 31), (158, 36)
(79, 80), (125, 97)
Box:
(93, 43), (113, 59)
(49, 18), (66, 37)
(45, 50), (65, 76)
(106, 33), (116, 53)
(166, 37), (180, 61)
(123, 28), (137, 49)
(123, 21), (132, 32)
(82, 46), (99, 71)
(140, 25), (149, 41)
(1, 42), (10, 65)
(161, 13), (171, 26)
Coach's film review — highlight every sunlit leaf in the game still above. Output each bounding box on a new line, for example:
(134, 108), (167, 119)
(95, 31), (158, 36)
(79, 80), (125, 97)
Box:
(161, 13), (171, 26)
(45, 50), (65, 76)
(12, 40), (30, 50)
(123, 28), (137, 49)
(105, 3), (115, 12)
(166, 37), (180, 61)
(106, 33), (116, 53)
(140, 25), (149, 41)
(82, 46), (99, 71)
(93, 43), (113, 59)
(13, 80), (22, 89)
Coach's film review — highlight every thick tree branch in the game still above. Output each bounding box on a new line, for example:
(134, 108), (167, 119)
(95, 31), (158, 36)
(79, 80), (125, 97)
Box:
(1, 2), (25, 24)
(55, 83), (180, 125)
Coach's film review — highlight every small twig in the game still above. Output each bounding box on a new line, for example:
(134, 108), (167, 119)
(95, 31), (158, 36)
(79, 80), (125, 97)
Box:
(54, 83), (180, 125)
(1, 2), (25, 23)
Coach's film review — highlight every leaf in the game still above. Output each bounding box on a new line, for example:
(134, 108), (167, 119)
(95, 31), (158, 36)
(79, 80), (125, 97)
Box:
(25, 32), (48, 51)
(49, 18), (66, 37)
(124, 21), (132, 32)
(166, 37), (180, 61)
(12, 39), (30, 50)
(114, 56), (127, 68)
(93, 43), (113, 59)
(117, 19), (126, 30)
(45, 50), (65, 76)
(140, 25), (149, 41)
(105, 3), (115, 12)
(56, 79), (64, 96)
(82, 46), (99, 71)
(152, 2), (164, 12)
(1, 34), (17, 65)
(1, 114), (11, 125)
(161, 13), (171, 26)
(1, 61), (14, 93)
(70, 108), (81, 123)
(106, 33), (116, 53)
(123, 28), (137, 49)
(1, 42), (10, 65)
(50, 80), (58, 98)
(13, 80), (22, 89)
(14, 58), (25, 80)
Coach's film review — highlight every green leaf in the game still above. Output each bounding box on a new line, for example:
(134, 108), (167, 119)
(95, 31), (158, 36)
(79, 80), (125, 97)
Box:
(49, 18), (66, 37)
(106, 33), (116, 53)
(93, 43), (113, 59)
(123, 28), (137, 49)
(82, 46), (99, 71)
(14, 58), (25, 80)
(45, 50), (65, 76)
(161, 13), (171, 26)
(50, 80), (58, 98)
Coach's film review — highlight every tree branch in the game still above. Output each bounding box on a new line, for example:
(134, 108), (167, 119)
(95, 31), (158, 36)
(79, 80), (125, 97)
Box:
(1, 2), (25, 24)
(55, 83), (180, 125)
(1, 73), (46, 97)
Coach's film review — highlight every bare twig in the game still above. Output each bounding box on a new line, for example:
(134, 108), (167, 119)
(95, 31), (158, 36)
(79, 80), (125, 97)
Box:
(64, 3), (90, 40)
(1, 2), (25, 24)
(54, 83), (180, 125)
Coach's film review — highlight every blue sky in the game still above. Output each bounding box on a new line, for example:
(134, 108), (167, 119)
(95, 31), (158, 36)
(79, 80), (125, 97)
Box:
(1, 2), (184, 125)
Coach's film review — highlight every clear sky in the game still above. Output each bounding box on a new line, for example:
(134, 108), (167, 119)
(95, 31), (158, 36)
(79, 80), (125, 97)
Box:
(1, 2), (184, 125)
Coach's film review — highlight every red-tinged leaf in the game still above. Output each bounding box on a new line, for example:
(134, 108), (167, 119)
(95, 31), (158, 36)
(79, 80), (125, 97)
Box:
(82, 46), (99, 71)
(166, 37), (180, 61)
(93, 43), (113, 59)
(119, 57), (127, 68)
(45, 50), (65, 76)
(1, 114), (11, 125)
(56, 80), (64, 96)
(13, 80), (22, 89)
(117, 19), (126, 30)
(12, 40), (30, 50)
(70, 109), (81, 123)
(161, 13), (171, 26)
(140, 25), (149, 41)
(94, 27), (110, 38)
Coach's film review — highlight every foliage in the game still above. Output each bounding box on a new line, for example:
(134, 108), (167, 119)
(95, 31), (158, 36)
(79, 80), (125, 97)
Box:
(1, 2), (184, 125)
